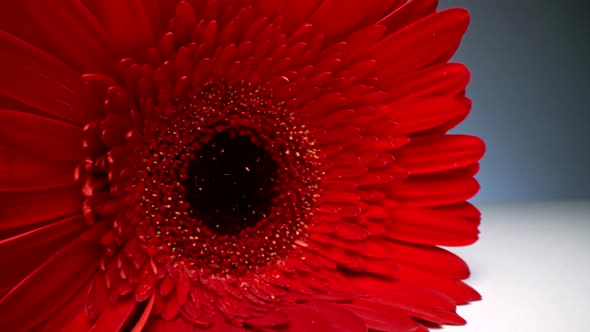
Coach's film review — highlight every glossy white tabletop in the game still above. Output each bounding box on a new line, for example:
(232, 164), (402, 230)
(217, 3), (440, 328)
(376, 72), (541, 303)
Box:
(441, 201), (590, 332)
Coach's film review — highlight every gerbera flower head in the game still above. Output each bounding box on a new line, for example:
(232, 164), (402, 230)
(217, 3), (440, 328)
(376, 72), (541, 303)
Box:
(0, 0), (485, 331)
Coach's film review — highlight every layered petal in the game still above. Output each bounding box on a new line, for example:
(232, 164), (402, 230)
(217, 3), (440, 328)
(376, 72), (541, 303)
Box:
(0, 215), (86, 296)
(0, 110), (83, 159)
(0, 0), (113, 73)
(0, 221), (108, 331)
(102, 0), (154, 56)
(386, 205), (480, 246)
(371, 9), (470, 76)
(395, 135), (485, 174)
(0, 188), (83, 235)
(0, 31), (82, 123)
(309, 0), (396, 42)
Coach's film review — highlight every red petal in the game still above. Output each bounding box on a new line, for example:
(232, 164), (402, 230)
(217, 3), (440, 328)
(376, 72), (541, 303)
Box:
(386, 97), (471, 136)
(283, 0), (323, 32)
(357, 296), (464, 326)
(377, 0), (438, 36)
(162, 292), (181, 321)
(386, 206), (480, 246)
(280, 306), (337, 331)
(0, 215), (85, 297)
(0, 30), (82, 123)
(342, 26), (385, 63)
(131, 294), (156, 332)
(0, 187), (83, 233)
(386, 174), (480, 207)
(175, 1), (198, 32)
(395, 135), (485, 174)
(128, 0), (177, 40)
(90, 295), (139, 331)
(387, 241), (471, 279)
(0, 156), (78, 192)
(382, 63), (471, 99)
(245, 310), (289, 328)
(434, 202), (481, 220)
(160, 273), (175, 296)
(256, 0), (285, 18)
(0, 110), (83, 161)
(334, 222), (370, 241)
(301, 301), (368, 332)
(371, 9), (469, 76)
(176, 273), (192, 306)
(103, 0), (154, 56)
(144, 316), (194, 332)
(347, 276), (456, 311)
(393, 264), (481, 304)
(0, 0), (113, 73)
(355, 239), (393, 258)
(34, 276), (94, 331)
(308, 0), (386, 42)
(360, 0), (407, 28)
(338, 298), (427, 332)
(85, 272), (109, 320)
(322, 190), (361, 204)
(0, 221), (108, 331)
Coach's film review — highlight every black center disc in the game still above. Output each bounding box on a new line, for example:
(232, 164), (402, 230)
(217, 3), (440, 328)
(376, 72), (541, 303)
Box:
(184, 129), (279, 234)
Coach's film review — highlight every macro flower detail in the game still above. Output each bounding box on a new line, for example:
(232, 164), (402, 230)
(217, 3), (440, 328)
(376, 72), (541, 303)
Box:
(0, 0), (485, 331)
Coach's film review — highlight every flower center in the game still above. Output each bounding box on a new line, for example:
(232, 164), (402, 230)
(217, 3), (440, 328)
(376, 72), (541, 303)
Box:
(129, 81), (322, 276)
(184, 128), (279, 234)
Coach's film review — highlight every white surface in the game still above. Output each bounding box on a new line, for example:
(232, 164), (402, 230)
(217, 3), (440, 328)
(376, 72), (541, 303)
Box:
(440, 201), (590, 332)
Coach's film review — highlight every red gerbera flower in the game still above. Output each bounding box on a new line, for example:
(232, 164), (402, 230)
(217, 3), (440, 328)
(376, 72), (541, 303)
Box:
(0, 0), (485, 331)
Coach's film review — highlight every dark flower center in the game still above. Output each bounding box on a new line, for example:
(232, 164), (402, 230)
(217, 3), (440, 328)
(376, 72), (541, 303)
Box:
(130, 81), (323, 276)
(184, 129), (279, 234)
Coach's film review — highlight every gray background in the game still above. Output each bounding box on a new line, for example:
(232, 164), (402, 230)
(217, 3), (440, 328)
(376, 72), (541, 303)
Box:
(439, 1), (590, 203)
